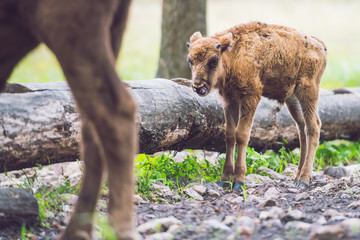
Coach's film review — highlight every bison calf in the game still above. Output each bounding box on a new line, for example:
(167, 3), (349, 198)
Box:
(187, 22), (327, 190)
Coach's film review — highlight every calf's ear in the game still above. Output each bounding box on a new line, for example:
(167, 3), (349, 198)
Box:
(190, 31), (203, 43)
(219, 32), (233, 52)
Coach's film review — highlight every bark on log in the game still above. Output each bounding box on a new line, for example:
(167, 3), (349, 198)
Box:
(0, 79), (360, 172)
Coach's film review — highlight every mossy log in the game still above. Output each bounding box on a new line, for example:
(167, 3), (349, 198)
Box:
(0, 79), (359, 172)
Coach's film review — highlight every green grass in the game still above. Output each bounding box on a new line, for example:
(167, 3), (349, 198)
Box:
(135, 139), (360, 199)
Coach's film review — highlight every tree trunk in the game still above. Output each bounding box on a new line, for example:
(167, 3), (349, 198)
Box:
(156, 0), (207, 79)
(1, 80), (360, 172)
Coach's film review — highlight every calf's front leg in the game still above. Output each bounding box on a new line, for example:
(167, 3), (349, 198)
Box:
(218, 101), (239, 187)
(233, 96), (260, 191)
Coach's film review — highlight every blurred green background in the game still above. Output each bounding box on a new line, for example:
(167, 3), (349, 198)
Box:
(8, 0), (360, 90)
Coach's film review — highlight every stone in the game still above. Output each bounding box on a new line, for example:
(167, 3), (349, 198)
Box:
(259, 211), (270, 221)
(133, 194), (146, 204)
(257, 199), (278, 208)
(208, 189), (221, 198)
(284, 221), (311, 231)
(183, 187), (203, 201)
(245, 174), (274, 185)
(264, 187), (280, 199)
(237, 216), (255, 231)
(191, 185), (207, 196)
(315, 216), (327, 225)
(231, 196), (244, 204)
(294, 192), (310, 201)
(0, 188), (39, 224)
(328, 215), (348, 224)
(323, 209), (340, 220)
(245, 195), (261, 204)
(68, 171), (83, 187)
(137, 217), (183, 234)
(281, 165), (297, 177)
(202, 219), (231, 234)
(282, 209), (304, 223)
(311, 183), (336, 193)
(151, 183), (174, 198)
(269, 207), (285, 219)
(147, 232), (173, 240)
(222, 215), (236, 226)
(341, 218), (360, 233)
(348, 200), (360, 209)
(60, 193), (78, 206)
(64, 161), (83, 177)
(324, 166), (349, 178)
(348, 186), (360, 194)
(309, 224), (346, 240)
(257, 166), (286, 180)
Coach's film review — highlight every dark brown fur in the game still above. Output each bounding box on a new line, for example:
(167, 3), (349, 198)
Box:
(187, 22), (327, 188)
(0, 0), (139, 239)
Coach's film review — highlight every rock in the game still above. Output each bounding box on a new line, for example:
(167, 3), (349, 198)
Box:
(345, 164), (360, 176)
(64, 161), (83, 177)
(264, 187), (280, 199)
(202, 219), (231, 235)
(208, 189), (221, 198)
(281, 165), (297, 177)
(231, 196), (244, 204)
(151, 183), (174, 198)
(268, 207), (285, 219)
(183, 188), (203, 201)
(191, 185), (207, 196)
(348, 200), (360, 209)
(311, 183), (336, 193)
(348, 185), (360, 194)
(68, 171), (83, 187)
(245, 195), (261, 204)
(235, 216), (256, 237)
(328, 215), (348, 224)
(315, 216), (327, 225)
(341, 218), (360, 233)
(257, 167), (286, 180)
(323, 209), (340, 220)
(259, 211), (270, 221)
(295, 192), (310, 201)
(223, 215), (236, 226)
(282, 209), (304, 223)
(245, 174), (274, 185)
(147, 232), (173, 240)
(257, 199), (278, 208)
(60, 193), (78, 206)
(137, 217), (183, 235)
(309, 224), (346, 240)
(0, 188), (39, 224)
(284, 221), (311, 231)
(133, 194), (146, 204)
(324, 166), (349, 178)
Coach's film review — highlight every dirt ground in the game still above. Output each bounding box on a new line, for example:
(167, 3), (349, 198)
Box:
(1, 164), (360, 240)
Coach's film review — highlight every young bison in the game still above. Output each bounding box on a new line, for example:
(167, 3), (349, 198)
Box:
(1, 0), (139, 239)
(187, 22), (327, 190)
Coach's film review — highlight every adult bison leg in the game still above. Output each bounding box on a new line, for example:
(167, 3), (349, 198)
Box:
(59, 121), (104, 239)
(0, 21), (38, 91)
(218, 100), (239, 187)
(233, 95), (260, 191)
(33, 1), (137, 239)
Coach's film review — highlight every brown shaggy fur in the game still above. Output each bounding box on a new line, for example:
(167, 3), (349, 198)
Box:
(0, 0), (139, 239)
(187, 22), (327, 188)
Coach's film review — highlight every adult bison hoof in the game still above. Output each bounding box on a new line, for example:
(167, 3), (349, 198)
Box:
(217, 181), (231, 188)
(232, 181), (244, 191)
(295, 181), (309, 188)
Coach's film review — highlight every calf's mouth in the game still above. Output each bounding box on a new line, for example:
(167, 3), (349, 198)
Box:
(192, 84), (209, 96)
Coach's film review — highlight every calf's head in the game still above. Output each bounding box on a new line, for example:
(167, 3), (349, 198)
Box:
(187, 31), (232, 96)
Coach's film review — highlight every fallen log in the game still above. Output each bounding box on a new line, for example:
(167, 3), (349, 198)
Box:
(0, 79), (359, 172)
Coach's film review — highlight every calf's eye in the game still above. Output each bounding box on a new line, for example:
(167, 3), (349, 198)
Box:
(208, 57), (218, 69)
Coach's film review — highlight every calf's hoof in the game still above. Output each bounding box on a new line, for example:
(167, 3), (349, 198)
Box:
(217, 181), (231, 188)
(232, 181), (244, 191)
(295, 181), (309, 188)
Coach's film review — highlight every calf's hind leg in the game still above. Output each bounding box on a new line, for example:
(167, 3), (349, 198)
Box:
(285, 96), (308, 183)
